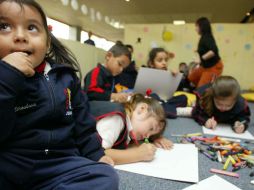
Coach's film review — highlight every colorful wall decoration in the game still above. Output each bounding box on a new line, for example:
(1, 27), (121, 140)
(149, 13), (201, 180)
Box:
(124, 23), (254, 89)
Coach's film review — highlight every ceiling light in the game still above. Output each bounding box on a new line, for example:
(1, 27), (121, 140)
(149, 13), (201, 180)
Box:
(81, 4), (88, 15)
(119, 23), (125, 29)
(173, 20), (186, 25)
(61, 0), (69, 6)
(105, 16), (110, 24)
(71, 0), (79, 10)
(96, 11), (102, 21)
(125, 0), (130, 2)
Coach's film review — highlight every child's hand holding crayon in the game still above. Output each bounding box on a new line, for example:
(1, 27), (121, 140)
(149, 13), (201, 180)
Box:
(205, 117), (217, 130)
(153, 137), (173, 150)
(233, 121), (245, 134)
(138, 143), (156, 161)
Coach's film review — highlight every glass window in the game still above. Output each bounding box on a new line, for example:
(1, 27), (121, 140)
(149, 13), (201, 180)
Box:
(80, 31), (89, 43)
(46, 17), (70, 40)
(81, 30), (115, 51)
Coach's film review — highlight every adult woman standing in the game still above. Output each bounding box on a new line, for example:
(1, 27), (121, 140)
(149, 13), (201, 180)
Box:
(188, 17), (223, 88)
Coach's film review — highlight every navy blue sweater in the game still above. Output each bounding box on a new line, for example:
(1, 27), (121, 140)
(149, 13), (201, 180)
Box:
(0, 60), (104, 161)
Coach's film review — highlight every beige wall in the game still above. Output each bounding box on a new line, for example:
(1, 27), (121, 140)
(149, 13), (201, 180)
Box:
(124, 24), (254, 89)
(59, 39), (106, 85)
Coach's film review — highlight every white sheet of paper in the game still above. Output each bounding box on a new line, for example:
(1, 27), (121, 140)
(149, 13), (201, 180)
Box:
(182, 175), (242, 190)
(202, 124), (254, 140)
(133, 67), (183, 101)
(115, 144), (199, 183)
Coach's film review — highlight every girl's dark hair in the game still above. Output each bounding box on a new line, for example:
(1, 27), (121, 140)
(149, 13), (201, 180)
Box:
(196, 17), (212, 36)
(124, 93), (167, 141)
(0, 0), (81, 78)
(108, 43), (131, 61)
(200, 76), (241, 116)
(147, 48), (167, 68)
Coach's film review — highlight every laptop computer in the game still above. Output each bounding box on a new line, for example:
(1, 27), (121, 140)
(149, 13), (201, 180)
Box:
(133, 67), (183, 101)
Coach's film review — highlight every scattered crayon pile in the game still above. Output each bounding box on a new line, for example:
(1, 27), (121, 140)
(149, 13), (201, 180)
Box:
(174, 133), (254, 178)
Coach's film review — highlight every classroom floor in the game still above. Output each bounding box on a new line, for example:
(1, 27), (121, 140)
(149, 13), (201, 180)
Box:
(118, 103), (254, 190)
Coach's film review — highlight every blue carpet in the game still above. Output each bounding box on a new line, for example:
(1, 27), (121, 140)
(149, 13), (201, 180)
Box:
(118, 103), (254, 190)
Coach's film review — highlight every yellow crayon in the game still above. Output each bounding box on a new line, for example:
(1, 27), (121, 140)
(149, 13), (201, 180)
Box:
(223, 157), (231, 170)
(185, 133), (203, 137)
(228, 155), (236, 165)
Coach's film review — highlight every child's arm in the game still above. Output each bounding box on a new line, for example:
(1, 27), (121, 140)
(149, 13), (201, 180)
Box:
(105, 143), (156, 165)
(192, 102), (210, 126)
(72, 78), (105, 161)
(232, 101), (251, 133)
(0, 58), (28, 143)
(84, 69), (112, 101)
(201, 50), (215, 60)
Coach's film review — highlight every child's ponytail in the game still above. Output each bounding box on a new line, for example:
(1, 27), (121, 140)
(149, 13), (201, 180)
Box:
(199, 88), (214, 116)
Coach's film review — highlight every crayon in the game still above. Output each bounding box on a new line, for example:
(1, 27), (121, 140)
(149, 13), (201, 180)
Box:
(223, 157), (231, 170)
(201, 151), (216, 161)
(233, 161), (246, 168)
(217, 151), (222, 162)
(219, 137), (241, 143)
(171, 133), (202, 137)
(232, 166), (242, 172)
(240, 120), (246, 124)
(228, 155), (236, 165)
(210, 168), (239, 178)
(185, 133), (203, 137)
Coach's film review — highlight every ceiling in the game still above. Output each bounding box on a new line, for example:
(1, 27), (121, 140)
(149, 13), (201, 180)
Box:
(36, 0), (253, 41)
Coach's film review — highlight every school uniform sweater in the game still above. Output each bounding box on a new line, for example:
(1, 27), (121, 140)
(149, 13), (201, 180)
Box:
(115, 60), (137, 89)
(96, 112), (134, 150)
(84, 64), (115, 101)
(192, 85), (251, 131)
(0, 60), (104, 160)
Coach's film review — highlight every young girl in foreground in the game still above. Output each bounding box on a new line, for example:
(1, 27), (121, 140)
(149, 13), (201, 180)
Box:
(192, 76), (251, 133)
(96, 94), (173, 164)
(0, 0), (117, 189)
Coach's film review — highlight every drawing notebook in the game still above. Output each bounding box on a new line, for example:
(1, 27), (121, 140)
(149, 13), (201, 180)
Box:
(133, 67), (183, 100)
(115, 144), (199, 183)
(202, 124), (254, 140)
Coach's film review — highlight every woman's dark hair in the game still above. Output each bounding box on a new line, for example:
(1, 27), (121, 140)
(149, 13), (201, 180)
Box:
(200, 76), (241, 116)
(0, 0), (81, 78)
(196, 17), (212, 36)
(147, 48), (167, 67)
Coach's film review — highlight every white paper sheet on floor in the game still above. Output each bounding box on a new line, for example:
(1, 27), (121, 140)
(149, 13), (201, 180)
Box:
(115, 144), (199, 183)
